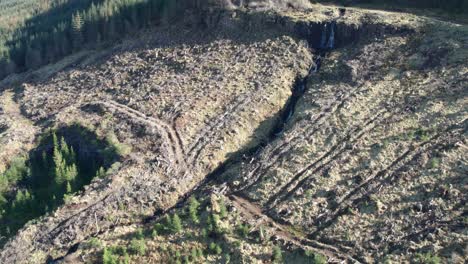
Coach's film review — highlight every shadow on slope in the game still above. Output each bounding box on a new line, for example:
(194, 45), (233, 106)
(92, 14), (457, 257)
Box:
(0, 124), (120, 245)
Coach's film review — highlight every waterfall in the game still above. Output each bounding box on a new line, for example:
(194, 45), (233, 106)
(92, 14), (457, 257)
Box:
(318, 21), (337, 50)
(327, 21), (336, 49)
(313, 55), (322, 73)
(320, 23), (328, 49)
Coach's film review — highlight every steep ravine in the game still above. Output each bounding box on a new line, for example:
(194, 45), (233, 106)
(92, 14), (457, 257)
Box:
(51, 19), (340, 263)
(180, 20), (338, 197)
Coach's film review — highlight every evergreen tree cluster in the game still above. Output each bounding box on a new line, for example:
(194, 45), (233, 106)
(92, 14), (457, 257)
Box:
(153, 213), (183, 235)
(0, 131), (108, 243)
(52, 134), (79, 195)
(1, 0), (467, 80)
(0, 0), (180, 79)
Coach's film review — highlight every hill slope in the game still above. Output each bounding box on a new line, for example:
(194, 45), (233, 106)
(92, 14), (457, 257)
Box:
(0, 2), (467, 263)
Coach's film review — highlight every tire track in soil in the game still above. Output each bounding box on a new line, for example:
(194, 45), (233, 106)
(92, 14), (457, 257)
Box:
(389, 214), (466, 251)
(236, 83), (368, 193)
(75, 63), (366, 263)
(95, 100), (186, 171)
(186, 90), (256, 164)
(230, 194), (362, 263)
(308, 121), (467, 237)
(262, 109), (389, 210)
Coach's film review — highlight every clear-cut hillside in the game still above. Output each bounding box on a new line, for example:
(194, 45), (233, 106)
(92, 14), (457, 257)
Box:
(0, 2), (467, 263)
(227, 24), (467, 263)
(0, 10), (313, 263)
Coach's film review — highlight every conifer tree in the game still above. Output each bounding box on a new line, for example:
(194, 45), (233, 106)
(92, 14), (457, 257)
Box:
(60, 137), (70, 162)
(70, 146), (77, 164)
(12, 190), (25, 209)
(211, 213), (222, 235)
(84, 3), (99, 43)
(0, 52), (16, 78)
(71, 12), (84, 51)
(164, 214), (172, 229)
(66, 163), (78, 182)
(53, 133), (59, 151)
(188, 196), (200, 223)
(107, 16), (117, 39)
(66, 181), (72, 194)
(129, 5), (139, 28)
(191, 248), (198, 261)
(219, 197), (227, 219)
(53, 134), (66, 185)
(172, 213), (182, 233)
(96, 167), (106, 178)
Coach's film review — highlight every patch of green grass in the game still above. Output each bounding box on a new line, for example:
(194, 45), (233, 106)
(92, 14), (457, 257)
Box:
(129, 238), (146, 256)
(237, 223), (250, 238)
(151, 229), (158, 238)
(272, 246), (283, 263)
(102, 246), (130, 264)
(430, 157), (441, 169)
(286, 225), (306, 237)
(103, 247), (119, 264)
(106, 131), (131, 157)
(415, 128), (432, 141)
(196, 247), (204, 258)
(109, 245), (128, 256)
(305, 250), (327, 264)
(134, 228), (145, 239)
(208, 242), (222, 255)
(85, 237), (102, 249)
(223, 253), (231, 263)
(414, 252), (441, 264)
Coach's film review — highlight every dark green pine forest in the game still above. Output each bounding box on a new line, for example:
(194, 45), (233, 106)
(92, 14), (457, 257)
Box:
(0, 0), (180, 79)
(0, 0), (467, 79)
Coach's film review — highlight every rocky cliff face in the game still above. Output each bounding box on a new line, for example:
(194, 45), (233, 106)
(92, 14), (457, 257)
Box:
(0, 2), (466, 263)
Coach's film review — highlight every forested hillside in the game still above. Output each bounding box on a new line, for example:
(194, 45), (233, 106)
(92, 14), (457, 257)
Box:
(0, 0), (179, 79)
(1, 0), (467, 80)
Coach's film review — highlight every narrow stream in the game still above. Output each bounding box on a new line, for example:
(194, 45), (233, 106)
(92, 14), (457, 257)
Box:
(272, 20), (336, 136)
(168, 21), (338, 211)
